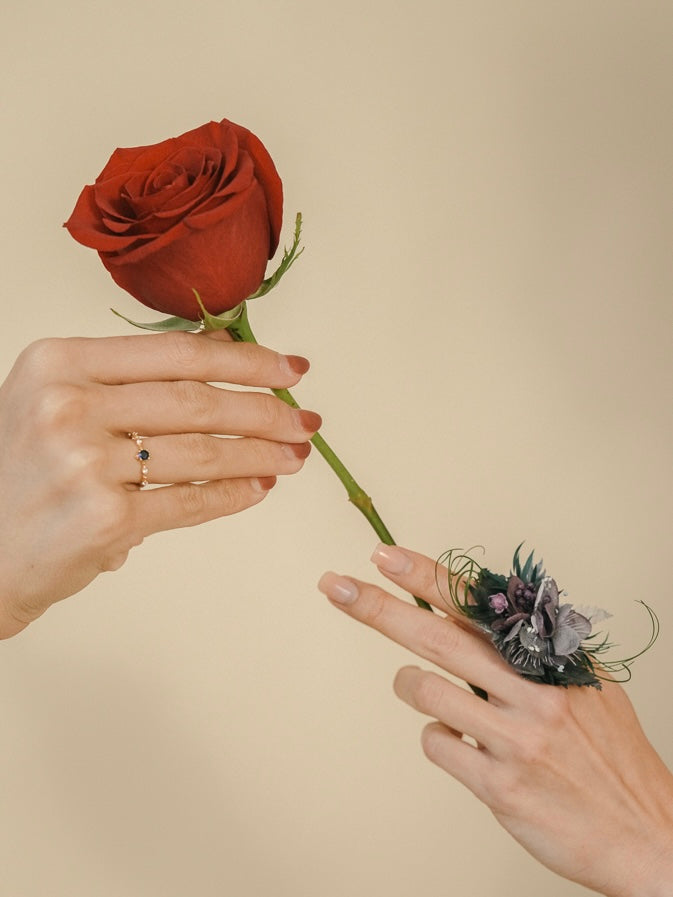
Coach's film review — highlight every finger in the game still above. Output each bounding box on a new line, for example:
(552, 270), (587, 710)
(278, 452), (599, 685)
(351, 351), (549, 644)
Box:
(99, 382), (322, 441)
(393, 666), (503, 750)
(68, 332), (310, 388)
(116, 434), (311, 485)
(317, 572), (519, 702)
(420, 721), (493, 804)
(130, 475), (277, 536)
(369, 543), (464, 614)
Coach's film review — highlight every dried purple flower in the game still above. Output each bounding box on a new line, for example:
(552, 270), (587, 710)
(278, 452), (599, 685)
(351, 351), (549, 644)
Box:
(437, 544), (658, 689)
(489, 593), (508, 614)
(440, 544), (659, 688)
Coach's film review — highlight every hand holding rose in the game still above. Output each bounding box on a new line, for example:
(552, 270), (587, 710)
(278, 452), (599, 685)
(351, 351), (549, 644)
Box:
(319, 547), (673, 897)
(0, 331), (319, 639)
(64, 116), (423, 588)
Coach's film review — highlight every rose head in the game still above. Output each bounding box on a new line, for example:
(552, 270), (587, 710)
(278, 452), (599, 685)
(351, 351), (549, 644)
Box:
(65, 118), (283, 319)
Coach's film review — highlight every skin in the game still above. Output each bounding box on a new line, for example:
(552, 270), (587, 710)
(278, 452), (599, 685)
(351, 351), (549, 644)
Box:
(0, 330), (320, 638)
(319, 545), (673, 897)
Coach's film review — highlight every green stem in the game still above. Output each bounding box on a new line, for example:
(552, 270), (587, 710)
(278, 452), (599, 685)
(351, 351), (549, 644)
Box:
(227, 303), (432, 613)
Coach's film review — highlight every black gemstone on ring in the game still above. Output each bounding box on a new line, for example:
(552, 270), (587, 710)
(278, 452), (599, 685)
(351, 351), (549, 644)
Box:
(136, 449), (150, 461)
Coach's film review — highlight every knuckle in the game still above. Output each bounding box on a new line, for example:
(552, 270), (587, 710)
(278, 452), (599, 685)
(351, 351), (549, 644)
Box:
(420, 618), (461, 663)
(174, 480), (258, 523)
(177, 483), (212, 521)
(413, 673), (447, 713)
(255, 393), (284, 431)
(235, 340), (266, 375)
(66, 489), (136, 566)
(485, 767), (522, 814)
(171, 380), (215, 423)
(242, 437), (273, 470)
(60, 441), (107, 484)
(164, 332), (201, 372)
(96, 522), (145, 574)
(86, 491), (131, 544)
(534, 687), (571, 727)
(14, 338), (71, 382)
(99, 548), (131, 573)
(31, 382), (88, 434)
(363, 588), (390, 628)
(511, 726), (549, 767)
(182, 433), (220, 471)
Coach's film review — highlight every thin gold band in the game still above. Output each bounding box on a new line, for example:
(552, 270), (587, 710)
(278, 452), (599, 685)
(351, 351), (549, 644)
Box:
(128, 432), (150, 488)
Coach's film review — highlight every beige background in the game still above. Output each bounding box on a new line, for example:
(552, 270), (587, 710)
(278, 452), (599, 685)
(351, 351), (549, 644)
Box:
(1, 1), (672, 895)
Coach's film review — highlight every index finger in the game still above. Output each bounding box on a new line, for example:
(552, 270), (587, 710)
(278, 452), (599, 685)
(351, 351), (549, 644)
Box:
(317, 572), (520, 703)
(369, 543), (473, 617)
(56, 332), (310, 388)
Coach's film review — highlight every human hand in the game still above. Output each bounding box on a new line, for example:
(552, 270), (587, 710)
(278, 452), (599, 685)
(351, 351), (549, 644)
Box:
(318, 546), (673, 897)
(0, 331), (319, 638)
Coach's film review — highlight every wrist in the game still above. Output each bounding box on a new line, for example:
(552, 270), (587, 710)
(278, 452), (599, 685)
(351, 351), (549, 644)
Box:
(609, 823), (673, 897)
(643, 843), (673, 897)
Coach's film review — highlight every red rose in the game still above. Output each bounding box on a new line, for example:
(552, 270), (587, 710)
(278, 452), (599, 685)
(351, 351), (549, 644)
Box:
(65, 118), (283, 319)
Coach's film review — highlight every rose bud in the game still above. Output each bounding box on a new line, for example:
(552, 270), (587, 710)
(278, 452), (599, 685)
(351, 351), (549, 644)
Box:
(65, 118), (283, 320)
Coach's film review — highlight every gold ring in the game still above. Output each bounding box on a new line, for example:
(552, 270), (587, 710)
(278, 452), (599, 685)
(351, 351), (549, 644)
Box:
(128, 432), (150, 488)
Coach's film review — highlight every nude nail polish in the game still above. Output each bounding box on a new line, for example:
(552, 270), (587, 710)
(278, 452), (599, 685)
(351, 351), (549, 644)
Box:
(318, 572), (359, 605)
(370, 543), (413, 574)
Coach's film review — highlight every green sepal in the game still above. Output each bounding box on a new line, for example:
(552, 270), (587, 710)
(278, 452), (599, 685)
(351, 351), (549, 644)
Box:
(192, 292), (245, 331)
(110, 308), (201, 332)
(246, 212), (304, 301)
(110, 296), (245, 333)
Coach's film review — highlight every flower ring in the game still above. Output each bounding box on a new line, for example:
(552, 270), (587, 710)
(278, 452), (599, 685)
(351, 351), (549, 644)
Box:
(439, 544), (659, 689)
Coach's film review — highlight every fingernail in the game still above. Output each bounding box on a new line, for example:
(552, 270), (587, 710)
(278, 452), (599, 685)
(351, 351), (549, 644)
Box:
(370, 543), (413, 574)
(283, 354), (311, 375)
(252, 475), (277, 492)
(297, 410), (322, 434)
(318, 572), (359, 605)
(282, 441), (312, 460)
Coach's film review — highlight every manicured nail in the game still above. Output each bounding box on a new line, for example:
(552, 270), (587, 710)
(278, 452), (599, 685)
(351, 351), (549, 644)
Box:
(297, 410), (322, 434)
(283, 354), (311, 375)
(282, 441), (312, 460)
(252, 475), (277, 492)
(370, 543), (413, 574)
(318, 572), (359, 605)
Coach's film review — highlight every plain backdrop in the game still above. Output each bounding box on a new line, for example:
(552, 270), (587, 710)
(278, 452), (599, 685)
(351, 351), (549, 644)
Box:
(1, 2), (671, 895)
